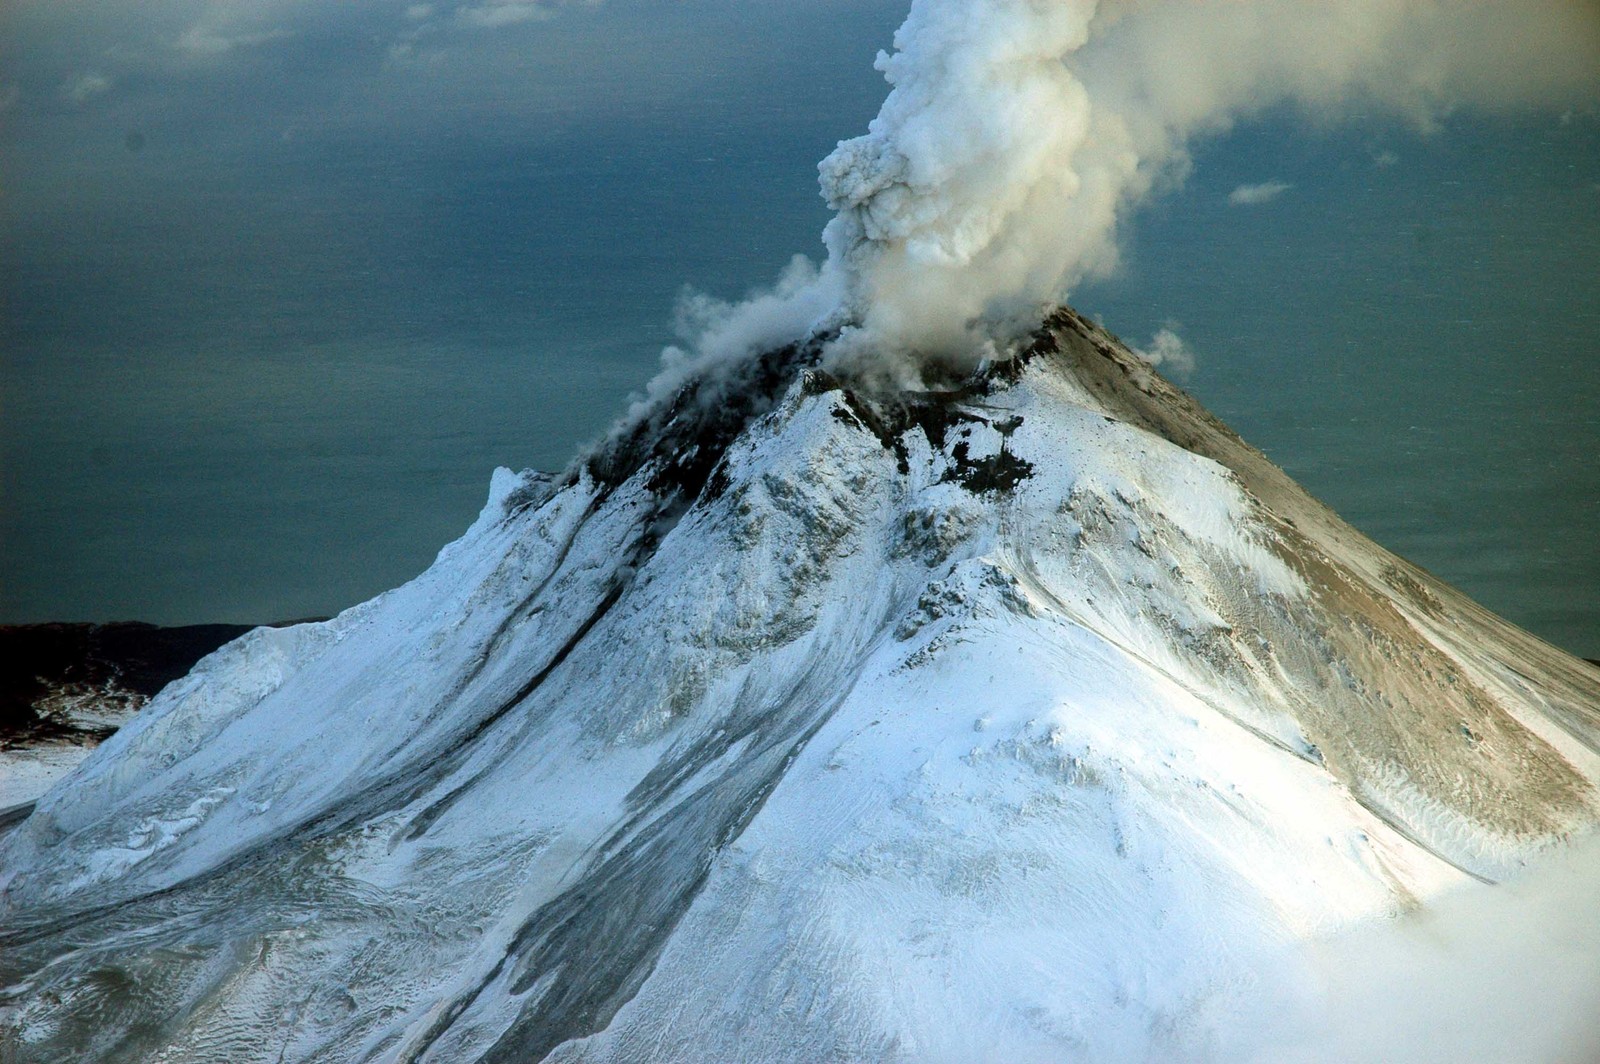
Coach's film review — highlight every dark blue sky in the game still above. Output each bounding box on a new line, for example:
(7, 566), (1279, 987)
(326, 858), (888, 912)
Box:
(2, 0), (1597, 655)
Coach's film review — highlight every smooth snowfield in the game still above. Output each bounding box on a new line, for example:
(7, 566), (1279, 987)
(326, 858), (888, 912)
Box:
(3, 309), (1599, 1062)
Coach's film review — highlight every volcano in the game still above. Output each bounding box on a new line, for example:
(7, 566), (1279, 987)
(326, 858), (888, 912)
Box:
(3, 308), (1598, 1062)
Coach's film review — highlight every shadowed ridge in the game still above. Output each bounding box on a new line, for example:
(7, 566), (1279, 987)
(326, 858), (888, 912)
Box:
(580, 337), (830, 507)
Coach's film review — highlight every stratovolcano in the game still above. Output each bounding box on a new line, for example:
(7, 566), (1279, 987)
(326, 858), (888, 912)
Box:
(3, 308), (1598, 1062)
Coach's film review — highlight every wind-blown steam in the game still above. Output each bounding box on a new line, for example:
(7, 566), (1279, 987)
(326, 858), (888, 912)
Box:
(675, 0), (1599, 377)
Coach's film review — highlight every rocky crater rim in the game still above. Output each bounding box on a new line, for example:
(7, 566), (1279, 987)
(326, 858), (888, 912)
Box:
(566, 307), (1116, 513)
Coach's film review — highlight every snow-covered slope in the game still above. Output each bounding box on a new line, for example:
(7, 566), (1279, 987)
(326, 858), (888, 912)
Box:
(3, 308), (1598, 1062)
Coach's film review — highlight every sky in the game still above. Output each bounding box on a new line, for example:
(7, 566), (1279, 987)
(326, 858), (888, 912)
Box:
(1, 0), (1597, 657)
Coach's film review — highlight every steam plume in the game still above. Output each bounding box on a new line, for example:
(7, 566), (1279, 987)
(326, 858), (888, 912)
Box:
(674, 0), (1600, 377)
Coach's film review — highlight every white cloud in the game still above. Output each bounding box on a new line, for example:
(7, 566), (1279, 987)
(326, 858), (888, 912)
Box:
(176, 24), (292, 57)
(1228, 180), (1293, 206)
(64, 72), (113, 104)
(1240, 834), (1600, 1063)
(455, 0), (591, 31)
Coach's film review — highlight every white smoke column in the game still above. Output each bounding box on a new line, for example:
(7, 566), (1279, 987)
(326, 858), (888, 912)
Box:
(818, 0), (1115, 367)
(811, 0), (1600, 369)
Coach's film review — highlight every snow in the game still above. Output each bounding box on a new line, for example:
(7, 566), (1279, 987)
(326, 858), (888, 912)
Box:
(0, 679), (148, 811)
(1, 311), (1597, 1062)
(0, 743), (97, 812)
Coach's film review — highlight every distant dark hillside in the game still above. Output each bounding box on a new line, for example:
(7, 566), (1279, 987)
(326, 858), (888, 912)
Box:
(0, 622), (310, 744)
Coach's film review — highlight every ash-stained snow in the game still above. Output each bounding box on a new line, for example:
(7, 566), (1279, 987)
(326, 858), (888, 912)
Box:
(2, 310), (1598, 1062)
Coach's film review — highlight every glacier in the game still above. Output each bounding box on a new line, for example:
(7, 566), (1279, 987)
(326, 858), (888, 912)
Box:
(2, 308), (1598, 1061)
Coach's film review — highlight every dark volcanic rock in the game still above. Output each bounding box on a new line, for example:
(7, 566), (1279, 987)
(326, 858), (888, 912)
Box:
(1, 622), (258, 745)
